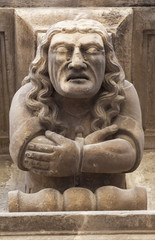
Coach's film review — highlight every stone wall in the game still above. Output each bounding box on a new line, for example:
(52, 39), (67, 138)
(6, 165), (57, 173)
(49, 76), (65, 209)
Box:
(0, 0), (155, 7)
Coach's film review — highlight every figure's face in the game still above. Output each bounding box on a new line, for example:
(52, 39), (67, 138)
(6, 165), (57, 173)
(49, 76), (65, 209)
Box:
(48, 32), (105, 98)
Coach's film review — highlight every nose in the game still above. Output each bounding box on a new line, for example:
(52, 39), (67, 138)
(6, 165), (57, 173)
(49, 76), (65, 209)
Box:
(68, 47), (87, 70)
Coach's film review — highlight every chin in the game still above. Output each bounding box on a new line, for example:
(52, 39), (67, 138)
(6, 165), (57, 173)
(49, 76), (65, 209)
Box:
(59, 82), (99, 98)
(60, 90), (98, 99)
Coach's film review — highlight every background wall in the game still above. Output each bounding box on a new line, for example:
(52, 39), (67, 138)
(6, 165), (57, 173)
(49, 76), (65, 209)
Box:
(0, 1), (155, 211)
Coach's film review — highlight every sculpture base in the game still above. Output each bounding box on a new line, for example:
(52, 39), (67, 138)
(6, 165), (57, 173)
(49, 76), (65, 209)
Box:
(8, 186), (147, 212)
(0, 211), (155, 239)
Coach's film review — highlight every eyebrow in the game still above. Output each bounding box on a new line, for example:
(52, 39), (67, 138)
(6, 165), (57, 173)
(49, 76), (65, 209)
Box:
(50, 41), (104, 50)
(50, 41), (74, 49)
(80, 41), (104, 49)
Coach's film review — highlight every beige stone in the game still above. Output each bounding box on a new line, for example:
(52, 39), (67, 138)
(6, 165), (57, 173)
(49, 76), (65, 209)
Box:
(0, 211), (155, 239)
(1, 150), (155, 212)
(0, 9), (15, 155)
(127, 150), (155, 210)
(9, 19), (145, 211)
(63, 187), (96, 211)
(14, 8), (133, 88)
(0, 0), (155, 7)
(95, 186), (147, 210)
(8, 188), (63, 212)
(8, 186), (147, 212)
(0, 155), (25, 212)
(0, 5), (154, 240)
(131, 7), (155, 149)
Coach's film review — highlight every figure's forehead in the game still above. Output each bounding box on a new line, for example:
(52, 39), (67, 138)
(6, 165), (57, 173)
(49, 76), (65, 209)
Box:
(50, 32), (103, 47)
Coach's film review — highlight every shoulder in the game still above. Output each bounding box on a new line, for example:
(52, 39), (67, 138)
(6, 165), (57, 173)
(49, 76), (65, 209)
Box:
(122, 80), (139, 100)
(10, 83), (33, 125)
(120, 80), (142, 123)
(10, 83), (33, 113)
(12, 82), (33, 103)
(123, 80), (135, 91)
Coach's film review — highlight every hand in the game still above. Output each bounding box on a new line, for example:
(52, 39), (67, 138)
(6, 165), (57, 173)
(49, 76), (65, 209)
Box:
(84, 124), (118, 145)
(23, 131), (81, 177)
(23, 135), (54, 172)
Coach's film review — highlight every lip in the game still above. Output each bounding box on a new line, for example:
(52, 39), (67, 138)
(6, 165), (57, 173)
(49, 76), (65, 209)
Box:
(67, 74), (89, 82)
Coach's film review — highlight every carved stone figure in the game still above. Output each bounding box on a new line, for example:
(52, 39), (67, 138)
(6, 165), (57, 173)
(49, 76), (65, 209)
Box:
(9, 19), (146, 211)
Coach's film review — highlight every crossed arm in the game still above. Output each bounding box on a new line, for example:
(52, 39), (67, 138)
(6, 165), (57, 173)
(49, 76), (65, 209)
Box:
(23, 125), (136, 177)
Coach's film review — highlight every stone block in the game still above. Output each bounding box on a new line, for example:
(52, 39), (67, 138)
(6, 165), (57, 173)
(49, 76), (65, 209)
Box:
(0, 0), (155, 7)
(95, 186), (147, 210)
(0, 211), (155, 239)
(8, 188), (63, 212)
(63, 187), (96, 211)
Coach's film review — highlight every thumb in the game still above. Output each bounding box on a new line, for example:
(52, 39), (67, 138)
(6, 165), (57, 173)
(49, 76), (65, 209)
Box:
(45, 131), (67, 145)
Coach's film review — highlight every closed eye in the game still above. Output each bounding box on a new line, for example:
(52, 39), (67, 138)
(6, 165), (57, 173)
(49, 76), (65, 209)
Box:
(84, 47), (102, 54)
(54, 46), (69, 53)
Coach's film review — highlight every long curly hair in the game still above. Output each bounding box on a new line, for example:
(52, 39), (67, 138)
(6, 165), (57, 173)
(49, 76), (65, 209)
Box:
(22, 19), (125, 135)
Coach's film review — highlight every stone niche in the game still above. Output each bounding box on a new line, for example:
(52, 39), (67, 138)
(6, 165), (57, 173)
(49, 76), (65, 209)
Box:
(132, 7), (155, 149)
(0, 9), (15, 155)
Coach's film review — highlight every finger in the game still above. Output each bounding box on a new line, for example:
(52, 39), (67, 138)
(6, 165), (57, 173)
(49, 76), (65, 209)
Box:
(45, 130), (67, 145)
(27, 143), (54, 153)
(85, 124), (118, 144)
(25, 150), (57, 162)
(101, 124), (118, 138)
(24, 158), (49, 170)
(96, 124), (118, 141)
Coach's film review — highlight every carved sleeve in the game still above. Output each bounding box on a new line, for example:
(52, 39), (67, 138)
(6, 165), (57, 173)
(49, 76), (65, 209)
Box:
(114, 81), (144, 172)
(9, 83), (43, 170)
(81, 81), (144, 174)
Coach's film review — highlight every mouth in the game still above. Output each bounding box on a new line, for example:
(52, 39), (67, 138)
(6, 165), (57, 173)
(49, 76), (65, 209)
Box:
(67, 74), (89, 83)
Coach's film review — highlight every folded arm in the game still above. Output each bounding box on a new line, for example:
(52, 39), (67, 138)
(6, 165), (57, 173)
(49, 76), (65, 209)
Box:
(82, 138), (136, 173)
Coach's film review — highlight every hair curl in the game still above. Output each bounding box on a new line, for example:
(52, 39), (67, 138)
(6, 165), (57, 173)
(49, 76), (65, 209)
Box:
(22, 19), (125, 135)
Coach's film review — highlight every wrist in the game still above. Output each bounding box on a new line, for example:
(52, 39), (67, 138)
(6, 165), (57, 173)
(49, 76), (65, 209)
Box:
(75, 137), (84, 174)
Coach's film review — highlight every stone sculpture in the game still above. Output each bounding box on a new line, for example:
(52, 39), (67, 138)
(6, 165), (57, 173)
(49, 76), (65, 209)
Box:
(9, 19), (146, 211)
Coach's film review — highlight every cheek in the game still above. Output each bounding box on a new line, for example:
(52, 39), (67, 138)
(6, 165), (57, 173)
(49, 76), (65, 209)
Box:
(88, 54), (105, 65)
(49, 53), (67, 72)
(88, 55), (105, 74)
(53, 54), (68, 79)
(55, 53), (68, 65)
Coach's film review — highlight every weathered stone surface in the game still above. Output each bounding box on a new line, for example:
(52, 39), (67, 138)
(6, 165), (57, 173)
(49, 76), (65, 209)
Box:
(1, 150), (154, 211)
(0, 211), (155, 239)
(1, 235), (155, 240)
(95, 186), (147, 210)
(0, 9), (15, 155)
(0, 0), (155, 7)
(63, 188), (96, 211)
(0, 156), (24, 212)
(9, 18), (145, 211)
(9, 185), (147, 211)
(131, 7), (155, 149)
(0, 4), (154, 239)
(8, 188), (63, 212)
(127, 150), (155, 210)
(14, 8), (133, 88)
